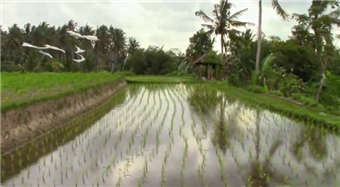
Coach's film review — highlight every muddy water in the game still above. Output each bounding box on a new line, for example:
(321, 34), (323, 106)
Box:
(3, 85), (340, 187)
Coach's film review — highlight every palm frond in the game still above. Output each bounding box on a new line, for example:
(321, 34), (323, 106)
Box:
(272, 0), (289, 20)
(195, 10), (214, 23)
(329, 7), (340, 19)
(229, 20), (255, 27)
(229, 8), (249, 20)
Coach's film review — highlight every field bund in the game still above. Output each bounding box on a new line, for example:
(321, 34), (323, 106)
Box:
(2, 84), (340, 187)
(1, 76), (127, 154)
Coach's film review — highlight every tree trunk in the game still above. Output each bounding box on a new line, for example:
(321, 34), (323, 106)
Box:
(315, 67), (326, 103)
(111, 62), (115, 73)
(255, 0), (262, 76)
(220, 35), (224, 65)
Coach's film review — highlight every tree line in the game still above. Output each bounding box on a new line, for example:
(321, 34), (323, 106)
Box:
(1, 0), (339, 107)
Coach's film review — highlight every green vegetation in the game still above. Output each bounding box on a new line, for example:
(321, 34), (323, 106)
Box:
(1, 72), (124, 112)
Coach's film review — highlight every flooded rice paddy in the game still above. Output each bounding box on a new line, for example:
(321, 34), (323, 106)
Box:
(2, 84), (340, 187)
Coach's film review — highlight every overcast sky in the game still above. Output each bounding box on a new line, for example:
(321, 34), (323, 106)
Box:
(1, 0), (339, 51)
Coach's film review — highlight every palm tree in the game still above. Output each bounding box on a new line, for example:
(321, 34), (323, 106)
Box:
(127, 37), (140, 55)
(228, 29), (256, 79)
(95, 25), (110, 71)
(255, 0), (288, 76)
(195, 0), (253, 67)
(109, 26), (126, 73)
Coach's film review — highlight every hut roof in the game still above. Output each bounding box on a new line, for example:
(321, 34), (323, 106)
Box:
(192, 52), (222, 66)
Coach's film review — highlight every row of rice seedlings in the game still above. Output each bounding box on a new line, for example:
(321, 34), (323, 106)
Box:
(136, 146), (159, 187)
(93, 102), (155, 186)
(80, 89), (153, 186)
(57, 104), (140, 186)
(153, 87), (170, 154)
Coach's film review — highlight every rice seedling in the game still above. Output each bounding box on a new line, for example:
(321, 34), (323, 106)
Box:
(2, 83), (340, 187)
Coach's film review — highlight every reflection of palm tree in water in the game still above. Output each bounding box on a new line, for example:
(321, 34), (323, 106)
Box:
(247, 109), (284, 187)
(214, 97), (240, 154)
(290, 126), (340, 182)
(213, 96), (231, 154)
(291, 126), (328, 162)
(217, 99), (227, 154)
(213, 102), (287, 186)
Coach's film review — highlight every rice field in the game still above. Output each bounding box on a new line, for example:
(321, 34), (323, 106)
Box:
(2, 84), (340, 187)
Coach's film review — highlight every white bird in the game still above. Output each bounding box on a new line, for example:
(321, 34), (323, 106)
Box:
(67, 30), (84, 39)
(75, 45), (85, 54)
(38, 50), (53, 58)
(22, 42), (46, 49)
(44, 44), (66, 53)
(73, 53), (85, 63)
(83, 35), (99, 41)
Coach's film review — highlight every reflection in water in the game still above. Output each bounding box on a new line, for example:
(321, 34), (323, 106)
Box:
(186, 85), (220, 114)
(3, 85), (340, 187)
(291, 126), (328, 162)
(188, 85), (340, 187)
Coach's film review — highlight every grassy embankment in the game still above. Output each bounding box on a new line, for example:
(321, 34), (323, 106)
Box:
(208, 81), (340, 132)
(1, 72), (124, 112)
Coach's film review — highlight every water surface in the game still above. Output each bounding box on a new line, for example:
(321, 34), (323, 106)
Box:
(3, 85), (340, 187)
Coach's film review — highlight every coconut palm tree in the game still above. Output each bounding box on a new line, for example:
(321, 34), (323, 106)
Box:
(95, 25), (110, 71)
(127, 37), (140, 55)
(255, 0), (288, 76)
(109, 26), (126, 73)
(195, 0), (254, 67)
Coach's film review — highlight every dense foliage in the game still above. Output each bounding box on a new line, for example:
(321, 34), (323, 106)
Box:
(1, 0), (339, 109)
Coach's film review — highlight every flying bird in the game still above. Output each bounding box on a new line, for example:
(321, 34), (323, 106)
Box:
(73, 53), (85, 63)
(75, 45), (85, 54)
(22, 42), (46, 49)
(83, 35), (99, 41)
(67, 30), (84, 39)
(66, 30), (98, 48)
(44, 44), (66, 53)
(38, 50), (53, 58)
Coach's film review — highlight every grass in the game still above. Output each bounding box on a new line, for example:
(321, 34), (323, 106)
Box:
(1, 72), (124, 112)
(208, 81), (340, 132)
(125, 76), (200, 84)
